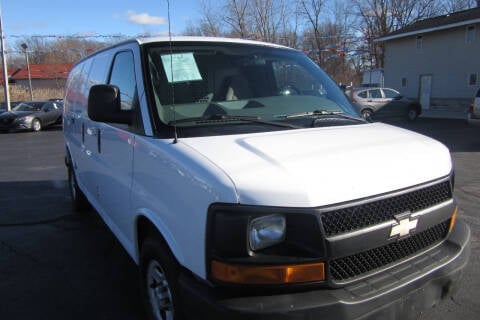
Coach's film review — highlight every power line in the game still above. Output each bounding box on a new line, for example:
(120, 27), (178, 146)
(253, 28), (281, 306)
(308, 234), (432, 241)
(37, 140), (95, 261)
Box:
(6, 34), (127, 39)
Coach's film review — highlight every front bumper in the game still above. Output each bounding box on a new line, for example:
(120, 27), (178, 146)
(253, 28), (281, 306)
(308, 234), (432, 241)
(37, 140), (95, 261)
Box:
(178, 220), (470, 320)
(0, 121), (32, 131)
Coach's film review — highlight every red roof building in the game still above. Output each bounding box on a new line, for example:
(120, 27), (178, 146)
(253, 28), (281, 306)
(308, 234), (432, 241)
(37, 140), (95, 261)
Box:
(10, 64), (73, 89)
(0, 68), (17, 85)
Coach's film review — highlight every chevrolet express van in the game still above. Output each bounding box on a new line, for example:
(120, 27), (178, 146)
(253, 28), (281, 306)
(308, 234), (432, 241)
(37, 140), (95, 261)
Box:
(63, 37), (470, 320)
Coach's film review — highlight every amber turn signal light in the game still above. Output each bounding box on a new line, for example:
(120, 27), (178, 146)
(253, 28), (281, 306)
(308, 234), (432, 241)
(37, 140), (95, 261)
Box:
(449, 206), (459, 232)
(211, 260), (325, 284)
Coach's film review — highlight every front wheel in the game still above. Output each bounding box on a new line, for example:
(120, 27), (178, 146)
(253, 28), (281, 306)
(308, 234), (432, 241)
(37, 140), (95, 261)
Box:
(140, 238), (182, 320)
(32, 118), (42, 132)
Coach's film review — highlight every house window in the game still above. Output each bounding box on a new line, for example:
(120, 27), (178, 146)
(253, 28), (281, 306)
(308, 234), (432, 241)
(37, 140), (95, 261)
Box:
(401, 77), (407, 87)
(416, 35), (423, 50)
(466, 25), (476, 43)
(469, 73), (478, 86)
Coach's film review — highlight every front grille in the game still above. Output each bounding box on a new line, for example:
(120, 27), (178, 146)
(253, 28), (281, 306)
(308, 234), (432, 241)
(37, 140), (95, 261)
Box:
(321, 181), (452, 237)
(0, 118), (14, 125)
(329, 220), (450, 281)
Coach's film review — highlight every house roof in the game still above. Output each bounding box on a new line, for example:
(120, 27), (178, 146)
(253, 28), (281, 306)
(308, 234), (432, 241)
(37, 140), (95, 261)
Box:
(0, 68), (18, 85)
(376, 6), (480, 42)
(11, 64), (73, 81)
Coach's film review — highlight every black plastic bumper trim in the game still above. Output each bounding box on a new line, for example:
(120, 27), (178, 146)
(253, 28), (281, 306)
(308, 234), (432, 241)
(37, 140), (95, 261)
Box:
(177, 220), (470, 320)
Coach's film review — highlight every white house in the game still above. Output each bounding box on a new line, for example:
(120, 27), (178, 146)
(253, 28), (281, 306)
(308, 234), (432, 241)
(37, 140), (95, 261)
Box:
(376, 6), (480, 111)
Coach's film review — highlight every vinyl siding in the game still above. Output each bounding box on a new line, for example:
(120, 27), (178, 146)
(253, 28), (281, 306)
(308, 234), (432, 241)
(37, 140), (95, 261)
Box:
(383, 23), (480, 102)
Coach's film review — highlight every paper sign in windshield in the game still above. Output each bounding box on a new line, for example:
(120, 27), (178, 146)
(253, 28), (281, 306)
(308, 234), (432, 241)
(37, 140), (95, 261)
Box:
(161, 53), (202, 83)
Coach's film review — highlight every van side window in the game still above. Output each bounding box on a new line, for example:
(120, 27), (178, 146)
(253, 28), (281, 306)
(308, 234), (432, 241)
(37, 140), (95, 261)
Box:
(89, 52), (111, 86)
(109, 51), (138, 111)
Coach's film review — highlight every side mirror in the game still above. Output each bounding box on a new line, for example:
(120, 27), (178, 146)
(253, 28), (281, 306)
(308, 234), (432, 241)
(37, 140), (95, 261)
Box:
(88, 84), (132, 124)
(394, 95), (403, 100)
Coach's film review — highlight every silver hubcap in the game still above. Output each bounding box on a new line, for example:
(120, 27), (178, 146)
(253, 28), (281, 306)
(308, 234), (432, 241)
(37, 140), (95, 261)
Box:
(362, 111), (371, 119)
(147, 260), (174, 320)
(33, 120), (41, 131)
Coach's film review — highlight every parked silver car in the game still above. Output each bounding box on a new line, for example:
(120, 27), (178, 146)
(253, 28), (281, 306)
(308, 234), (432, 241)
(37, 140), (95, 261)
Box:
(467, 87), (480, 125)
(347, 87), (422, 121)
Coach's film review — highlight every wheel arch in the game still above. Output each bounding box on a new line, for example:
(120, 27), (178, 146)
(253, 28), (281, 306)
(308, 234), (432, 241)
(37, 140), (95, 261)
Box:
(135, 213), (185, 267)
(362, 107), (374, 114)
(410, 102), (422, 114)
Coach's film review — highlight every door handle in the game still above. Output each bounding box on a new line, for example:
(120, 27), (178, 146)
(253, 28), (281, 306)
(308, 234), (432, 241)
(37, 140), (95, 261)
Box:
(97, 128), (101, 153)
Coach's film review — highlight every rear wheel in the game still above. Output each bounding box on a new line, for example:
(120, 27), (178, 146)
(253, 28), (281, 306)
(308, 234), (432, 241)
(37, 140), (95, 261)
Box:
(407, 107), (419, 121)
(68, 162), (89, 211)
(32, 118), (42, 132)
(140, 237), (183, 320)
(361, 109), (373, 120)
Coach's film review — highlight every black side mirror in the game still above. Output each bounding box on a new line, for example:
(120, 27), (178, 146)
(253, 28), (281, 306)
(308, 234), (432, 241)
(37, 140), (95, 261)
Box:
(88, 84), (132, 124)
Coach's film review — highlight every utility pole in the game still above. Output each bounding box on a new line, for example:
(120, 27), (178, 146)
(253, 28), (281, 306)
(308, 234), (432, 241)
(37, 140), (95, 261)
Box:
(21, 43), (33, 101)
(0, 3), (10, 111)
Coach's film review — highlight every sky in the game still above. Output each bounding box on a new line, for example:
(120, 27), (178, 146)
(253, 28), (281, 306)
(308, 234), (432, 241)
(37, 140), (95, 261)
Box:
(1, 0), (201, 43)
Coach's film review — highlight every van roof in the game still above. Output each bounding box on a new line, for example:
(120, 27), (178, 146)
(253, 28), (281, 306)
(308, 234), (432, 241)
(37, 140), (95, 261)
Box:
(71, 36), (296, 69)
(135, 36), (292, 50)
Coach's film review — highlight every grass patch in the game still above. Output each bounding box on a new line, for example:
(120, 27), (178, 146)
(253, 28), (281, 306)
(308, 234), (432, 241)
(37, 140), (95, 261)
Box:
(0, 86), (64, 103)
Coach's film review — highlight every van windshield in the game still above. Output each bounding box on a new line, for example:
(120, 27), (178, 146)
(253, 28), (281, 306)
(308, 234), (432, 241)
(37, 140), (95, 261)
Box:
(146, 42), (361, 137)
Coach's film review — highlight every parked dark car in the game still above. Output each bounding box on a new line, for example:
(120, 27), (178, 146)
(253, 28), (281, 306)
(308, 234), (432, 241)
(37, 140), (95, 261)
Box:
(346, 87), (422, 121)
(0, 100), (63, 132)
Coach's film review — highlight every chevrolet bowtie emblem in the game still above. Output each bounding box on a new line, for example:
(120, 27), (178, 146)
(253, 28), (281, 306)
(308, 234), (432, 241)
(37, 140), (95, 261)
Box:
(390, 215), (418, 238)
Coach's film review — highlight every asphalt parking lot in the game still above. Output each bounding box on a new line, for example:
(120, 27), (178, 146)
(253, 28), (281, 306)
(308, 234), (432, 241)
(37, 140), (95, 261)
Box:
(0, 119), (479, 320)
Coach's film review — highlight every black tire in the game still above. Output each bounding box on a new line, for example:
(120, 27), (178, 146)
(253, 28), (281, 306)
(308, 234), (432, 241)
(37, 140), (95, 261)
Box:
(68, 163), (89, 211)
(140, 237), (183, 320)
(32, 118), (42, 132)
(361, 109), (373, 120)
(407, 106), (419, 121)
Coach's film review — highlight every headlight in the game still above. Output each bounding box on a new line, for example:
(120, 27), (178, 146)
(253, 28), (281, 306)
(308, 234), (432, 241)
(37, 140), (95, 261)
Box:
(248, 214), (286, 251)
(16, 116), (33, 123)
(207, 204), (326, 285)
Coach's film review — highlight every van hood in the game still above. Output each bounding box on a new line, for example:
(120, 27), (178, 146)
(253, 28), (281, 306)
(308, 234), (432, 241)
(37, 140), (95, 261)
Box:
(180, 123), (452, 207)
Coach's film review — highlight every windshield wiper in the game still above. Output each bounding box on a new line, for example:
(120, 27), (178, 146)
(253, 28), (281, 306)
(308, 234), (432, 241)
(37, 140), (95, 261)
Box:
(169, 114), (301, 129)
(278, 110), (365, 122)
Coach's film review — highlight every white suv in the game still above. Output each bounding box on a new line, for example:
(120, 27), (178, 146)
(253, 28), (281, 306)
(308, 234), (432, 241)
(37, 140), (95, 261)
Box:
(63, 37), (469, 320)
(467, 87), (480, 125)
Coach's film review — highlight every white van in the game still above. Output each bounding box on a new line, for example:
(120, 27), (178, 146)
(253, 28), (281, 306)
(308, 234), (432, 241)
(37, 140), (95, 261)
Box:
(63, 37), (469, 320)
